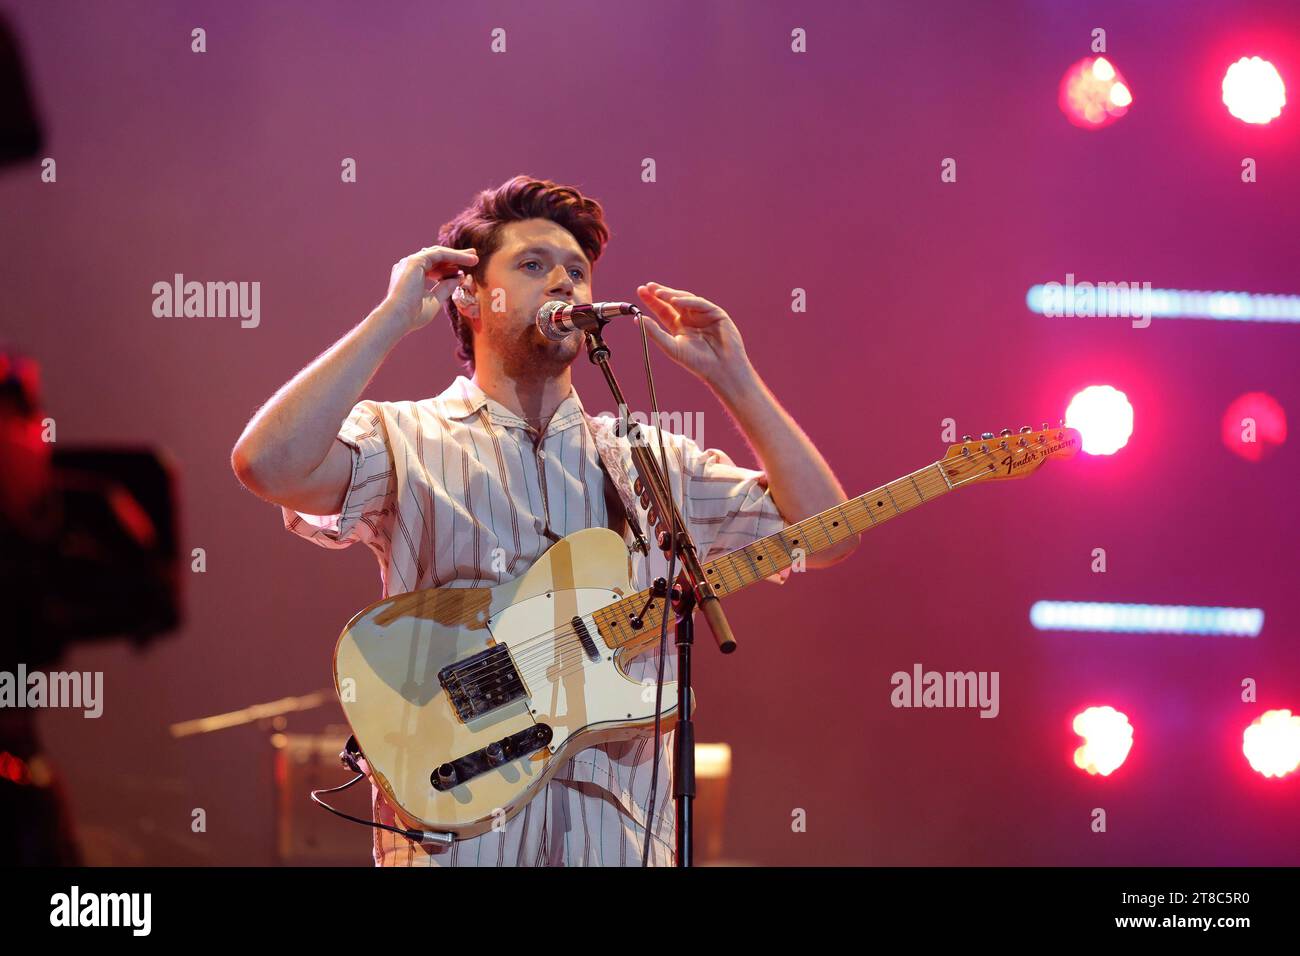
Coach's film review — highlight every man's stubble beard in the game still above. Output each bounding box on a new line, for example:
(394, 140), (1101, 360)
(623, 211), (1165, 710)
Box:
(491, 317), (583, 381)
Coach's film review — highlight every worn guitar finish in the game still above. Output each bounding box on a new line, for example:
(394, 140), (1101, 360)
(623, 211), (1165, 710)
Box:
(334, 426), (1081, 838)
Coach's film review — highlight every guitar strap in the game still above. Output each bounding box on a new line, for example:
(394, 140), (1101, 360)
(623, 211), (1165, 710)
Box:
(582, 412), (651, 556)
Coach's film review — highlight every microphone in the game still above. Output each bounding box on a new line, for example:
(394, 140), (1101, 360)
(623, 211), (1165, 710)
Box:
(536, 300), (637, 341)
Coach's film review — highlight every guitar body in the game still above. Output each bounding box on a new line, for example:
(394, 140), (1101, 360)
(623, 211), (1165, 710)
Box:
(334, 527), (688, 839)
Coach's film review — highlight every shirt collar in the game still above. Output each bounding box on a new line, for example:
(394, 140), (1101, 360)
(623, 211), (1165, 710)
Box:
(432, 375), (590, 437)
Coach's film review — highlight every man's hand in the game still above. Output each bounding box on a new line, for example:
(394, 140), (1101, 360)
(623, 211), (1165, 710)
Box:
(635, 281), (753, 392)
(384, 245), (480, 333)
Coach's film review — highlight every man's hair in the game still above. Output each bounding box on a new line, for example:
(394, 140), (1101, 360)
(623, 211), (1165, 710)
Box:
(436, 175), (611, 371)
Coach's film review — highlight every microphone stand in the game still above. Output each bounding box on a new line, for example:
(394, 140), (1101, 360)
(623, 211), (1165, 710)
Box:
(583, 316), (738, 868)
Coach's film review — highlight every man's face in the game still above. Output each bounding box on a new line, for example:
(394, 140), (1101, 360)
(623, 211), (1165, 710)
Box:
(471, 218), (594, 379)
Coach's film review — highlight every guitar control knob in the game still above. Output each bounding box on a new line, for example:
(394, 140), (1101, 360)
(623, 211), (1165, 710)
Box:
(486, 742), (505, 767)
(435, 763), (457, 787)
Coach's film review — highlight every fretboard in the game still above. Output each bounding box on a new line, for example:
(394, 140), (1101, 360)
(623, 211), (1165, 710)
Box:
(593, 460), (955, 650)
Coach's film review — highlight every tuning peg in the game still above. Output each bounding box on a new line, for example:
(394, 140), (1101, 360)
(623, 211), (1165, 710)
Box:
(961, 434), (973, 442)
(980, 432), (995, 440)
(1020, 425), (1033, 434)
(999, 428), (1012, 437)
(1041, 421), (1050, 430)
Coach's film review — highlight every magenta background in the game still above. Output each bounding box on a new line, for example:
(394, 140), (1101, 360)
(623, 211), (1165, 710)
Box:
(3, 0), (1298, 865)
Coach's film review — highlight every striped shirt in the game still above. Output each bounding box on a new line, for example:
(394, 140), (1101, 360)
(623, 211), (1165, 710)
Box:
(282, 375), (789, 866)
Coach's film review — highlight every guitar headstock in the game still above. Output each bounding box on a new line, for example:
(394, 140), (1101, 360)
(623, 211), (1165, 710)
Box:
(941, 424), (1082, 485)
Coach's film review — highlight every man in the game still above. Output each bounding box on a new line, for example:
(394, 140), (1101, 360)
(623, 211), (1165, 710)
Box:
(231, 175), (857, 866)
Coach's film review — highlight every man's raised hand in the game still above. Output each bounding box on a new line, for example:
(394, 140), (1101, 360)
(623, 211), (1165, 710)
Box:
(384, 246), (479, 332)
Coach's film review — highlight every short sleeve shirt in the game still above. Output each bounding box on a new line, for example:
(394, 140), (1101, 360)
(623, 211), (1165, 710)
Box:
(282, 375), (789, 865)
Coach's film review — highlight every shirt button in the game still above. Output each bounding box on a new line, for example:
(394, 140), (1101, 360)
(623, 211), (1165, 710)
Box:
(537, 450), (547, 460)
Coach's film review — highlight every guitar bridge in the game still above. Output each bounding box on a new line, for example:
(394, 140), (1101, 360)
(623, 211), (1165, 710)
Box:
(439, 644), (526, 721)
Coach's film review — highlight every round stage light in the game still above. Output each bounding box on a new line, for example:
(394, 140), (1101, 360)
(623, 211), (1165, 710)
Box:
(1243, 710), (1300, 778)
(1072, 706), (1134, 776)
(1222, 56), (1286, 125)
(1065, 385), (1134, 455)
(1222, 391), (1287, 462)
(1059, 56), (1133, 129)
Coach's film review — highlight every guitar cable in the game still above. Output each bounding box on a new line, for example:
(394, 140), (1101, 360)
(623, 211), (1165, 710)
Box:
(309, 737), (455, 846)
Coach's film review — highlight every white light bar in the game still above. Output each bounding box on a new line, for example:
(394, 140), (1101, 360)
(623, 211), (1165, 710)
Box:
(1030, 601), (1263, 636)
(1026, 285), (1300, 323)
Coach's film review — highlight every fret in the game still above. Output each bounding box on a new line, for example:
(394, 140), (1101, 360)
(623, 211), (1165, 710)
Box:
(785, 530), (806, 567)
(786, 530), (808, 568)
(862, 495), (879, 526)
(701, 560), (724, 594)
(759, 534), (787, 572)
(934, 461), (954, 490)
(909, 474), (925, 501)
(884, 486), (902, 515)
(814, 512), (836, 547)
(830, 502), (852, 536)
(748, 539), (772, 578)
(599, 611), (628, 649)
(843, 502), (867, 534)
(774, 532), (796, 562)
(709, 556), (734, 593)
(723, 554), (745, 591)
(782, 522), (807, 555)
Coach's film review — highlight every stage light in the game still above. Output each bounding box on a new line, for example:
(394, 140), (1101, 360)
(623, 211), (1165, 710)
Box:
(695, 743), (732, 779)
(1222, 392), (1287, 462)
(1064, 385), (1132, 455)
(1243, 710), (1300, 778)
(1027, 284), (1300, 324)
(1072, 706), (1133, 776)
(1031, 601), (1264, 637)
(1222, 56), (1286, 125)
(1059, 56), (1133, 129)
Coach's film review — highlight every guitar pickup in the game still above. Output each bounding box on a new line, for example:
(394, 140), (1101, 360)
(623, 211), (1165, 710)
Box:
(439, 644), (526, 721)
(572, 615), (600, 662)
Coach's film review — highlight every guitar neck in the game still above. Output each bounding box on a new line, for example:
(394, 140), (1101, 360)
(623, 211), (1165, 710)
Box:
(703, 459), (956, 593)
(594, 459), (956, 650)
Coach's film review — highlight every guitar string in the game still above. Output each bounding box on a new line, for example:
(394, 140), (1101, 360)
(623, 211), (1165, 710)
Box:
(439, 437), (1059, 692)
(447, 463), (954, 686)
(444, 446), (1037, 694)
(443, 462), (970, 693)
(442, 450), (1036, 697)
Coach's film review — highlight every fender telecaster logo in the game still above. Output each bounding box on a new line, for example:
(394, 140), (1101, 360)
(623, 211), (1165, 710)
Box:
(1000, 435), (1078, 475)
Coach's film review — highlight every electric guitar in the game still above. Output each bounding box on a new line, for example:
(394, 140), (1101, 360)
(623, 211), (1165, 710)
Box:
(333, 425), (1081, 838)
